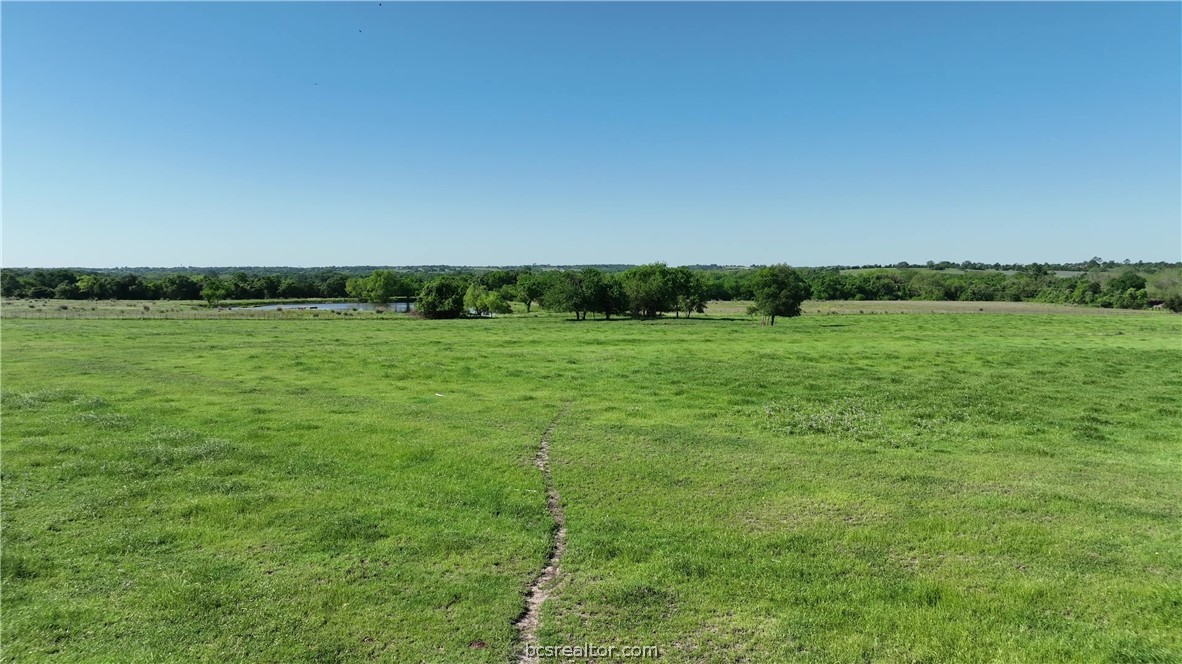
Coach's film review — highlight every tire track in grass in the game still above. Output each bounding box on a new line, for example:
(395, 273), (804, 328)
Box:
(515, 404), (571, 664)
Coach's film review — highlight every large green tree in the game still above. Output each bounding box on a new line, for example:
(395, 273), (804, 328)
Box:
(670, 266), (707, 318)
(1105, 271), (1147, 294)
(201, 278), (231, 306)
(345, 270), (403, 304)
(515, 273), (545, 313)
(619, 263), (674, 318)
(464, 284), (511, 316)
(417, 276), (468, 319)
(158, 274), (202, 300)
(541, 271), (591, 320)
(747, 264), (810, 325)
(365, 270), (400, 304)
(584, 269), (628, 320)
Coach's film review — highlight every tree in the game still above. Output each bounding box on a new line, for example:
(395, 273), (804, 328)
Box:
(113, 274), (151, 299)
(0, 271), (19, 297)
(1024, 263), (1050, 278)
(75, 275), (112, 300)
(345, 276), (367, 301)
(395, 274), (421, 311)
(807, 270), (853, 300)
(747, 264), (810, 325)
(515, 273), (545, 313)
(229, 272), (254, 299)
(464, 284), (485, 315)
(201, 278), (231, 306)
(365, 270), (399, 304)
(464, 284), (511, 316)
(669, 267), (707, 318)
(483, 290), (512, 315)
(54, 281), (81, 300)
(158, 274), (202, 300)
(585, 270), (627, 320)
(619, 263), (674, 318)
(542, 271), (591, 320)
(256, 274), (283, 298)
(417, 276), (467, 319)
(277, 278), (306, 299)
(477, 269), (518, 291)
(909, 272), (951, 301)
(1105, 271), (1147, 294)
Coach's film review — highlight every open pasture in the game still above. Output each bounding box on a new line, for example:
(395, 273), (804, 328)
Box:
(2, 311), (1179, 662)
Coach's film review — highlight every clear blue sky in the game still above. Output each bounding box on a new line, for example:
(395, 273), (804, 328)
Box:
(3, 2), (1179, 268)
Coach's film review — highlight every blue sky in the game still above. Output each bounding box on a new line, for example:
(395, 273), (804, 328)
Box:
(3, 2), (1179, 268)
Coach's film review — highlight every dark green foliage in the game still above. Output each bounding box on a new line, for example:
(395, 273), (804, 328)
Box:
(416, 276), (468, 319)
(619, 263), (674, 318)
(514, 273), (546, 313)
(540, 271), (592, 320)
(670, 267), (707, 318)
(0, 262), (1176, 312)
(476, 269), (519, 291)
(201, 278), (230, 306)
(807, 270), (854, 300)
(587, 271), (628, 320)
(747, 264), (810, 325)
(1106, 271), (1148, 294)
(54, 281), (81, 300)
(158, 274), (203, 300)
(539, 269), (629, 320)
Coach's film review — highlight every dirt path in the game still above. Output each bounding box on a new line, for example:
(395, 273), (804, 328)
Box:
(515, 404), (571, 664)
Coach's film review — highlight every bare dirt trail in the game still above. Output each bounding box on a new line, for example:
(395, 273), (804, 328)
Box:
(514, 404), (571, 664)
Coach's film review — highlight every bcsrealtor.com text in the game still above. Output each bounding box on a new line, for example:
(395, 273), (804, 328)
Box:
(524, 643), (660, 659)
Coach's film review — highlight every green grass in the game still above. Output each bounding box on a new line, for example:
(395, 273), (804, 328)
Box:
(2, 311), (1179, 662)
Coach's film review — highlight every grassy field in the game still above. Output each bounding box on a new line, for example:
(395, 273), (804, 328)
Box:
(2, 309), (1180, 662)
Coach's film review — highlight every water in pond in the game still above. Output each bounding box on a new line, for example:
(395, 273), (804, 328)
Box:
(232, 301), (413, 312)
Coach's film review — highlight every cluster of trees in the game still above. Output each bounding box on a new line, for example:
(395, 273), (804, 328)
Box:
(1030, 270), (1156, 309)
(526, 264), (707, 320)
(409, 265), (706, 320)
(771, 257), (1179, 273)
(4, 260), (1179, 313)
(691, 265), (1177, 311)
(344, 270), (420, 305)
(409, 263), (803, 321)
(0, 269), (382, 304)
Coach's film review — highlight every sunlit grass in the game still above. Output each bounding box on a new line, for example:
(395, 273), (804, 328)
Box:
(2, 311), (1179, 662)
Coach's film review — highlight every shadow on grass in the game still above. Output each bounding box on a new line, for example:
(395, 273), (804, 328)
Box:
(561, 316), (751, 323)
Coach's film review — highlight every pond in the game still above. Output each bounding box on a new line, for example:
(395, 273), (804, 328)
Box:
(232, 301), (413, 312)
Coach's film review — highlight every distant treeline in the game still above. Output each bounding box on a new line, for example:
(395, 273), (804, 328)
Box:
(3, 261), (1180, 312)
(0, 269), (369, 301)
(5, 257), (1178, 278)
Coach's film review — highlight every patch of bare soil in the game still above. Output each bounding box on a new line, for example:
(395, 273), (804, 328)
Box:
(515, 404), (571, 664)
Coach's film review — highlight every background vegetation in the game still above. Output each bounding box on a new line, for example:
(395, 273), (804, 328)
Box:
(4, 258), (1180, 312)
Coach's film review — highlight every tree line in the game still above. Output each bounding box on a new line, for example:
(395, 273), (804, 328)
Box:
(3, 262), (1179, 313)
(0, 269), (412, 304)
(410, 264), (807, 323)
